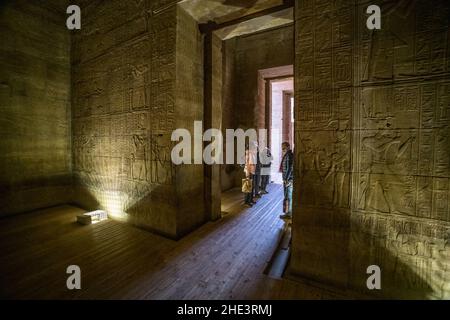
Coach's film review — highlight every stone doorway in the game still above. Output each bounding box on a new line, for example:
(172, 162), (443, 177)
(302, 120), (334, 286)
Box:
(268, 77), (294, 184)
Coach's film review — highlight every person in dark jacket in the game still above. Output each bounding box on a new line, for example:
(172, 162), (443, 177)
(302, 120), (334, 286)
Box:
(279, 142), (293, 219)
(253, 141), (262, 199)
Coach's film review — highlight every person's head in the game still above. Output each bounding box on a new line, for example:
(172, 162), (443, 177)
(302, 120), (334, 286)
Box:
(282, 142), (290, 154)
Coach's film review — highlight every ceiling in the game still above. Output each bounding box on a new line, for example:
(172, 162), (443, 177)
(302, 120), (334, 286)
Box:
(215, 7), (293, 40)
(178, 0), (284, 24)
(259, 65), (294, 79)
(178, 0), (293, 39)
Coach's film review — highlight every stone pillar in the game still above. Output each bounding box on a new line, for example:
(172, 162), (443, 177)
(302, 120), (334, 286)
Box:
(203, 30), (222, 221)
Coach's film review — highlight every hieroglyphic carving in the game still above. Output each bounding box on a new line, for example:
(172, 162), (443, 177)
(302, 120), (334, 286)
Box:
(356, 82), (449, 221)
(131, 134), (148, 181)
(296, 0), (354, 129)
(357, 129), (417, 215)
(359, 0), (449, 82)
(150, 133), (173, 185)
(350, 211), (450, 297)
(294, 0), (450, 298)
(298, 127), (351, 208)
(149, 9), (176, 135)
(350, 0), (450, 298)
(296, 11), (314, 121)
(334, 47), (352, 88)
(296, 0), (353, 211)
(72, 1), (177, 221)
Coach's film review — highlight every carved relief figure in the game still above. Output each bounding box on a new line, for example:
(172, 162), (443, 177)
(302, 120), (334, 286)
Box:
(299, 129), (349, 208)
(150, 134), (173, 185)
(359, 130), (416, 214)
(131, 134), (147, 181)
(322, 129), (349, 207)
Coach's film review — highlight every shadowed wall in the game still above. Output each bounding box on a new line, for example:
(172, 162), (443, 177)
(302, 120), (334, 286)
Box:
(220, 38), (237, 191)
(235, 25), (294, 131)
(291, 0), (450, 299)
(0, 1), (72, 216)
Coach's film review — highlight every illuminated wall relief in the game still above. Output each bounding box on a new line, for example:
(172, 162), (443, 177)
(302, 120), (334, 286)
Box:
(72, 0), (205, 238)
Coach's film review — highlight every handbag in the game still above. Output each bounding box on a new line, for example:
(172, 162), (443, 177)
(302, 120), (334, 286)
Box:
(242, 178), (252, 193)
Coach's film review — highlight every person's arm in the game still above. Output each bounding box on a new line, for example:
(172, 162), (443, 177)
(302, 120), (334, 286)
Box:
(286, 152), (294, 181)
(396, 136), (415, 159)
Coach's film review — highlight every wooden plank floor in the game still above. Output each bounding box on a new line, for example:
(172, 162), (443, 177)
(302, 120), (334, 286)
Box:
(0, 184), (343, 300)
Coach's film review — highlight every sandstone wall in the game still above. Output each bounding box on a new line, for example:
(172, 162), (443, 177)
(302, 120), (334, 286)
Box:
(235, 25), (294, 130)
(292, 0), (450, 299)
(175, 5), (206, 235)
(221, 39), (238, 191)
(71, 0), (205, 238)
(0, 1), (72, 216)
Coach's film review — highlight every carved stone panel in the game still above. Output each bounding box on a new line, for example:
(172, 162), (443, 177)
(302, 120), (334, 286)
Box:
(293, 0), (450, 298)
(72, 0), (178, 236)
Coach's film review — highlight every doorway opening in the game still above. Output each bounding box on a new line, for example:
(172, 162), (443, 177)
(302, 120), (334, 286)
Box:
(179, 0), (296, 279)
(268, 78), (294, 184)
(258, 69), (295, 279)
